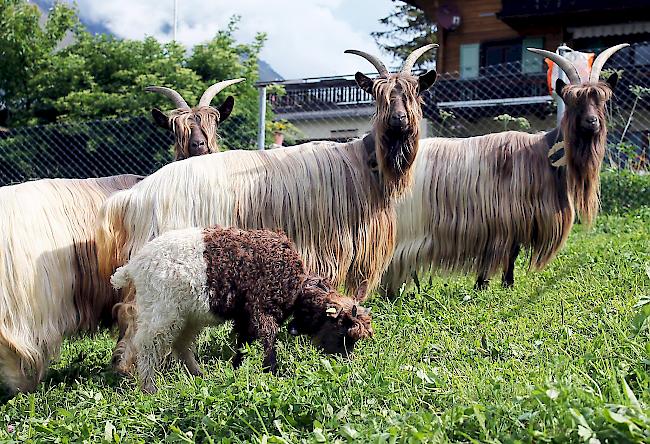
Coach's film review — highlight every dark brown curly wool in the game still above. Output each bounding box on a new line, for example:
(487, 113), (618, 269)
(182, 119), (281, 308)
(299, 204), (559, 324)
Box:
(201, 226), (373, 374)
(203, 227), (305, 323)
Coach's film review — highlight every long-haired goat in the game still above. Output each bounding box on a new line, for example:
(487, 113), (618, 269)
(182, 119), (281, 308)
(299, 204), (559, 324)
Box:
(147, 78), (244, 159)
(0, 175), (142, 393)
(97, 46), (437, 371)
(382, 44), (628, 293)
(110, 226), (372, 393)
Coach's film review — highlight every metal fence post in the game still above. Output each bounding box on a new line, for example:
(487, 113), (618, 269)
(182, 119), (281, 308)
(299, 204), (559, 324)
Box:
(257, 85), (267, 150)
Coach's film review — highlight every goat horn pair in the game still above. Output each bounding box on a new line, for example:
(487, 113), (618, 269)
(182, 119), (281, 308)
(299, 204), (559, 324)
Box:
(145, 78), (246, 109)
(345, 44), (438, 77)
(344, 49), (389, 78)
(527, 43), (629, 84)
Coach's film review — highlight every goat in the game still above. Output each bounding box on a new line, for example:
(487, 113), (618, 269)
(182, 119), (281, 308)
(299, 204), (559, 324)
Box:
(0, 175), (142, 393)
(110, 226), (372, 394)
(147, 79), (244, 159)
(97, 46), (437, 372)
(382, 44), (628, 293)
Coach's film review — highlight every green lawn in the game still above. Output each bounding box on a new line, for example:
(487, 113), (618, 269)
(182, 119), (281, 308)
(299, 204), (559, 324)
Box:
(1, 210), (649, 443)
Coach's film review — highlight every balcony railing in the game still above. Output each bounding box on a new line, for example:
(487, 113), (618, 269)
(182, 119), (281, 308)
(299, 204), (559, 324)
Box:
(499, 0), (649, 19)
(265, 44), (650, 120)
(267, 62), (550, 117)
(269, 78), (372, 116)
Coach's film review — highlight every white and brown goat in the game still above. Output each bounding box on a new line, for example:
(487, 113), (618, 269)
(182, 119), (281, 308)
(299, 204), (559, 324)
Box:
(111, 226), (372, 394)
(383, 44), (628, 293)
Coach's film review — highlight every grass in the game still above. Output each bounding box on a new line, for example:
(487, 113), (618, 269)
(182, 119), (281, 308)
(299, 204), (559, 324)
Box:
(1, 210), (649, 443)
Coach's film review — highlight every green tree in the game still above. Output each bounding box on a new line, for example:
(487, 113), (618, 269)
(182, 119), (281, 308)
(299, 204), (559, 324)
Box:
(0, 0), (78, 124)
(1, 3), (269, 150)
(0, 3), (276, 183)
(371, 0), (436, 68)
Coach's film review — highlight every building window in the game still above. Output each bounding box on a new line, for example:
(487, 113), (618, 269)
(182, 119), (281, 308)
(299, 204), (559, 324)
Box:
(482, 39), (522, 67)
(460, 43), (480, 78)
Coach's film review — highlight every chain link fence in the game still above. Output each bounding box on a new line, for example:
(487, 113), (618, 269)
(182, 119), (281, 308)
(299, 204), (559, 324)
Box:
(0, 113), (256, 185)
(1, 41), (648, 187)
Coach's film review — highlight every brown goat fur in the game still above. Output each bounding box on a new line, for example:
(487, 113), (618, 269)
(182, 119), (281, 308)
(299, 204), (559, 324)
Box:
(110, 226), (372, 393)
(367, 76), (424, 199)
(383, 78), (616, 293)
(559, 81), (613, 225)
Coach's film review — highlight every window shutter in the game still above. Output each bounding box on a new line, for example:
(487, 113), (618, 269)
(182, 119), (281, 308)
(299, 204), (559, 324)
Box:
(522, 37), (544, 73)
(460, 43), (480, 78)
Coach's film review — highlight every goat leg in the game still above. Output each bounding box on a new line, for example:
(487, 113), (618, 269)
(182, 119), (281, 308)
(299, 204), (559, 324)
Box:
(173, 323), (204, 377)
(259, 316), (280, 375)
(501, 243), (521, 288)
(232, 324), (253, 369)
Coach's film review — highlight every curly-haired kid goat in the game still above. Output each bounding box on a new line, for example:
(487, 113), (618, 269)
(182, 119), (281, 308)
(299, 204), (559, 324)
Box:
(111, 226), (373, 393)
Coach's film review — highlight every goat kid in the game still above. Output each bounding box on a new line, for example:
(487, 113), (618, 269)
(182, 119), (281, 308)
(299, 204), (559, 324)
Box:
(110, 226), (373, 393)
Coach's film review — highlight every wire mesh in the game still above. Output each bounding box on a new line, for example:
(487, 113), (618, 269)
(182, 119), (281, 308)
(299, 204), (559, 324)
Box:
(1, 41), (648, 187)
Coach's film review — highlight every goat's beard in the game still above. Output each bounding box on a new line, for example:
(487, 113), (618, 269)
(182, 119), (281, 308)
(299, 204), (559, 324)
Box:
(374, 120), (419, 200)
(380, 125), (417, 176)
(371, 77), (422, 199)
(564, 119), (607, 225)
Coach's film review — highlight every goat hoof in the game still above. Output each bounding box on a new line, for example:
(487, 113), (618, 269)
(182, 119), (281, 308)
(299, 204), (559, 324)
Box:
(141, 383), (158, 395)
(502, 279), (514, 288)
(187, 367), (204, 377)
(474, 280), (489, 291)
(263, 365), (278, 375)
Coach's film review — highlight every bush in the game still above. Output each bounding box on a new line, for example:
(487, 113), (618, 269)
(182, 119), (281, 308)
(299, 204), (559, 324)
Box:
(600, 169), (650, 214)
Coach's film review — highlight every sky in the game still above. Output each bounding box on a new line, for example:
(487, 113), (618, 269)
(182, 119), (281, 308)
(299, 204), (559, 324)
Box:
(65, 0), (399, 79)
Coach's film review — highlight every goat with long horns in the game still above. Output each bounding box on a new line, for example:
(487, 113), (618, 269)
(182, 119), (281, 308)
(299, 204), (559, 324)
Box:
(383, 44), (628, 294)
(146, 78), (245, 159)
(97, 45), (437, 373)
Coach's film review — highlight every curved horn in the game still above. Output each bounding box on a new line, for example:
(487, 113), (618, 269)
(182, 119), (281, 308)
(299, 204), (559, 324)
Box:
(589, 43), (629, 83)
(198, 78), (246, 108)
(344, 49), (389, 78)
(400, 43), (438, 75)
(145, 86), (190, 109)
(526, 48), (581, 84)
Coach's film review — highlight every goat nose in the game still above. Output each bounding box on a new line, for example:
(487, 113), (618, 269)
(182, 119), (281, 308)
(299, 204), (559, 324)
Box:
(586, 116), (598, 124)
(191, 140), (205, 148)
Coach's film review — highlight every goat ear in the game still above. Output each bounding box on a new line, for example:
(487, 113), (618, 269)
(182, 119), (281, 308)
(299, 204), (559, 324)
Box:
(555, 79), (568, 99)
(354, 72), (375, 96)
(418, 70), (437, 94)
(217, 96), (235, 122)
(605, 72), (618, 92)
(151, 108), (170, 130)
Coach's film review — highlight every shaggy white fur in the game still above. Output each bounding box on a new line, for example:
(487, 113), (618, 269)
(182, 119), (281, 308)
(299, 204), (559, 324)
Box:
(0, 175), (140, 393)
(111, 227), (216, 393)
